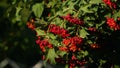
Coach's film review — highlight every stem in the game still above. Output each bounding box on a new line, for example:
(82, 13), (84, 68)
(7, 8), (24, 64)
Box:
(74, 8), (81, 17)
(76, 25), (80, 36)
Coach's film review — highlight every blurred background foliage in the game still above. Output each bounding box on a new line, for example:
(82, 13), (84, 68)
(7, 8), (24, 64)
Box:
(0, 0), (44, 67)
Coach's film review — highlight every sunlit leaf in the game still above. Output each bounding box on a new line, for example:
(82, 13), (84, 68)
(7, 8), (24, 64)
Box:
(46, 48), (58, 64)
(35, 28), (46, 36)
(80, 4), (93, 13)
(113, 10), (120, 20)
(32, 3), (44, 18)
(65, 64), (69, 68)
(79, 28), (89, 38)
(89, 0), (102, 4)
(15, 7), (22, 21)
(57, 51), (67, 57)
(49, 39), (59, 46)
(47, 33), (56, 40)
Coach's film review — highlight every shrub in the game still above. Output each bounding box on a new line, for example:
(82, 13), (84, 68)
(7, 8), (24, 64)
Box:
(26, 0), (120, 68)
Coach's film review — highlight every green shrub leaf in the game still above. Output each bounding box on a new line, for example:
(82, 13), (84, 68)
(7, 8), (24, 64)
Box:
(46, 48), (58, 64)
(79, 28), (89, 38)
(89, 0), (102, 4)
(32, 3), (44, 18)
(35, 28), (46, 36)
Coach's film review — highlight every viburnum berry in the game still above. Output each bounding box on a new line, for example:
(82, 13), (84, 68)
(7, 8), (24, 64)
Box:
(26, 22), (35, 30)
(49, 24), (70, 38)
(71, 55), (77, 60)
(48, 13), (51, 17)
(36, 39), (53, 52)
(69, 44), (77, 52)
(117, 18), (120, 21)
(68, 55), (86, 68)
(69, 60), (76, 68)
(60, 36), (83, 52)
(61, 14), (84, 25)
(90, 44), (100, 49)
(42, 55), (45, 60)
(26, 19), (35, 30)
(36, 39), (41, 44)
(103, 0), (116, 9)
(88, 27), (96, 32)
(62, 39), (71, 46)
(70, 36), (83, 45)
(59, 46), (68, 52)
(76, 61), (86, 66)
(106, 17), (120, 30)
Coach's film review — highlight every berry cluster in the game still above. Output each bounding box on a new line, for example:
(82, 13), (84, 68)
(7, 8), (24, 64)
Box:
(26, 20), (35, 30)
(106, 17), (120, 30)
(61, 14), (84, 25)
(49, 24), (70, 38)
(59, 36), (83, 52)
(68, 55), (86, 68)
(36, 37), (53, 52)
(103, 0), (116, 9)
(90, 44), (100, 49)
(88, 27), (96, 32)
(55, 55), (86, 68)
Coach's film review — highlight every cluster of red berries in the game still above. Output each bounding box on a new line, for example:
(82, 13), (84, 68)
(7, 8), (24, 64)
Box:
(68, 55), (86, 68)
(55, 55), (86, 68)
(106, 17), (120, 30)
(59, 36), (83, 52)
(90, 44), (100, 49)
(88, 27), (96, 32)
(103, 0), (116, 9)
(26, 19), (35, 30)
(36, 37), (53, 52)
(61, 14), (84, 25)
(49, 24), (70, 38)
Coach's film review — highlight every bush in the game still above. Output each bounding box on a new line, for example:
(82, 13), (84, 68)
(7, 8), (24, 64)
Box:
(1, 0), (120, 68)
(29, 0), (120, 68)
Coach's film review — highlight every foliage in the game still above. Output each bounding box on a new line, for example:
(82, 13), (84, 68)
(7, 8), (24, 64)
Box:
(1, 0), (120, 68)
(0, 0), (42, 65)
(26, 0), (120, 68)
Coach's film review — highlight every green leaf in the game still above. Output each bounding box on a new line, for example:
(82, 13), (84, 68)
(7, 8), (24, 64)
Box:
(15, 7), (22, 21)
(12, 0), (17, 5)
(113, 10), (120, 20)
(47, 33), (56, 40)
(99, 59), (106, 64)
(49, 39), (59, 46)
(46, 48), (58, 64)
(81, 50), (89, 56)
(67, 1), (75, 9)
(79, 28), (89, 38)
(65, 64), (69, 68)
(35, 28), (46, 36)
(87, 40), (93, 44)
(77, 50), (89, 58)
(98, 59), (107, 68)
(80, 4), (93, 13)
(20, 8), (31, 23)
(80, 0), (88, 4)
(47, 1), (56, 8)
(32, 3), (44, 18)
(57, 51), (67, 57)
(96, 21), (105, 29)
(89, 0), (102, 4)
(114, 65), (120, 68)
(23, 0), (27, 3)
(104, 13), (111, 18)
